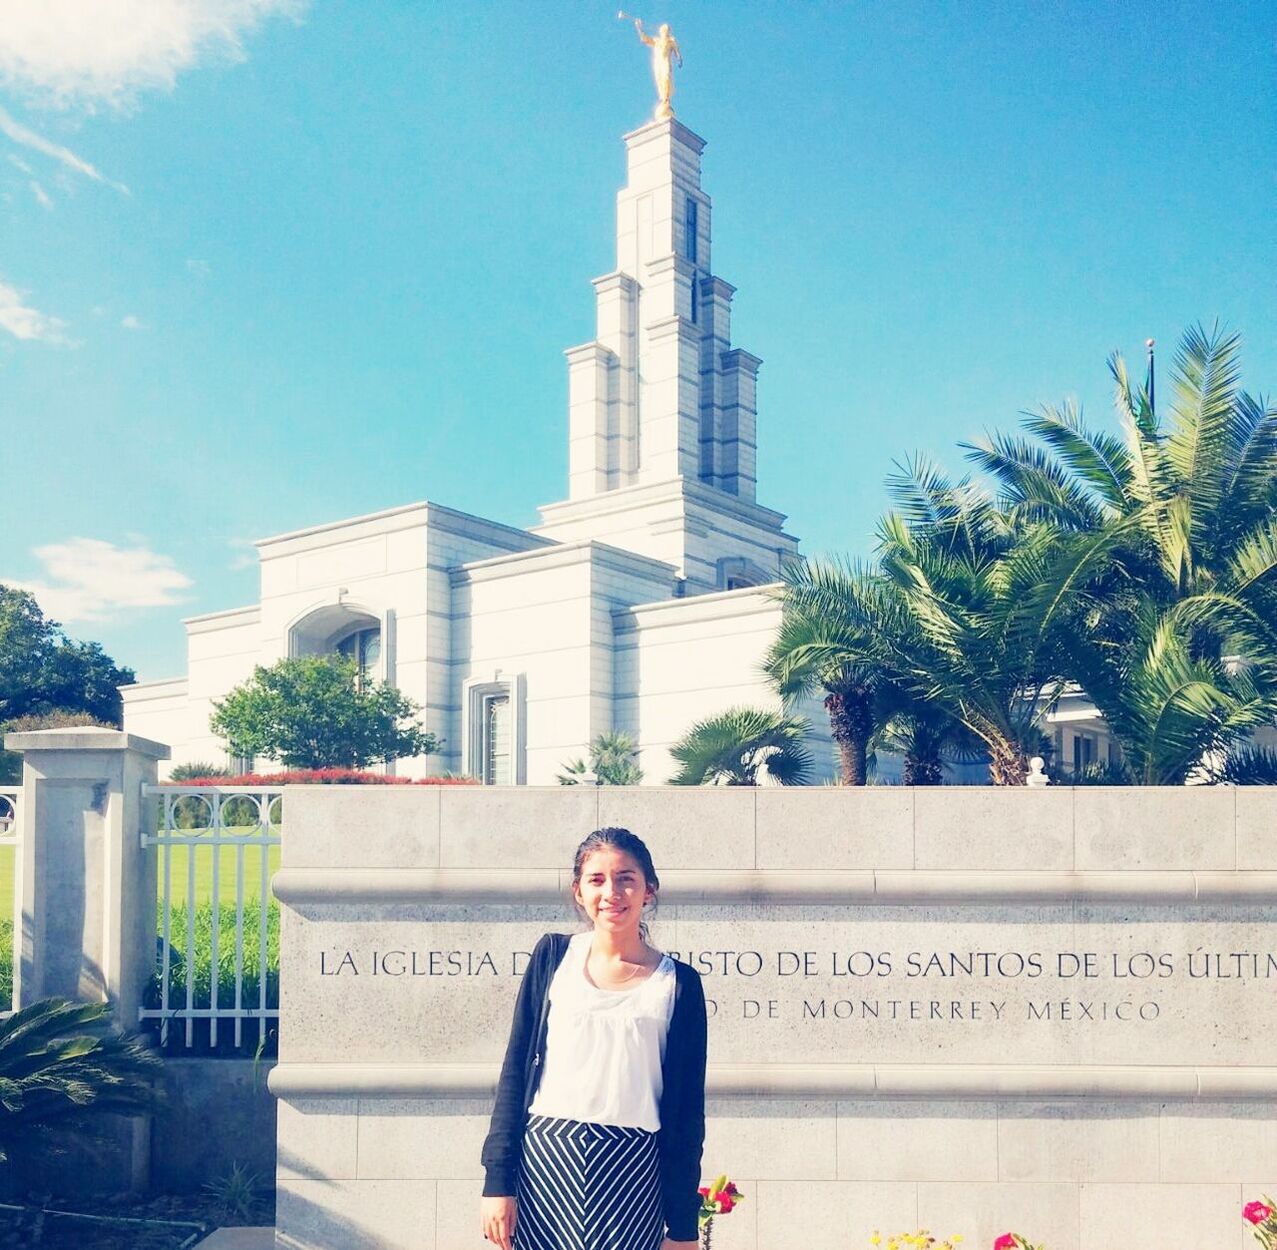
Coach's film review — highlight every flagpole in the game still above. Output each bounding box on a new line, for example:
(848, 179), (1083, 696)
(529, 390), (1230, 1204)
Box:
(1145, 337), (1156, 416)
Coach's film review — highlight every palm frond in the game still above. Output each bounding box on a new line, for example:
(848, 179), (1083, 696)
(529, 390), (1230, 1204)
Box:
(668, 707), (813, 786)
(960, 429), (1108, 531)
(1020, 400), (1133, 511)
(1163, 322), (1241, 522)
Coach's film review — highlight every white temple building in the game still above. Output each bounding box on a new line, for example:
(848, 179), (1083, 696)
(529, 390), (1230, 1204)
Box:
(123, 116), (838, 784)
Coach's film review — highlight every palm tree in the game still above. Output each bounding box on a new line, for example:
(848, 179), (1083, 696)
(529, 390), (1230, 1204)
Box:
(668, 707), (813, 786)
(963, 324), (1277, 782)
(0, 998), (161, 1168)
(872, 454), (1133, 784)
(868, 679), (987, 785)
(557, 731), (643, 785)
(764, 557), (907, 784)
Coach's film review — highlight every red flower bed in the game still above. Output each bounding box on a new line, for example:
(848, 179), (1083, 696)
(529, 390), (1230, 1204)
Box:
(161, 768), (477, 787)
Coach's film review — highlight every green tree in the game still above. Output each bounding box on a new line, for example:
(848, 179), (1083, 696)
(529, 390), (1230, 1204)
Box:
(0, 585), (135, 725)
(209, 655), (439, 769)
(558, 731), (643, 785)
(669, 707), (812, 786)
(963, 325), (1277, 783)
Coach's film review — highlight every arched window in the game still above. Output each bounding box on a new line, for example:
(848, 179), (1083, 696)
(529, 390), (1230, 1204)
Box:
(289, 604), (385, 689)
(336, 626), (381, 691)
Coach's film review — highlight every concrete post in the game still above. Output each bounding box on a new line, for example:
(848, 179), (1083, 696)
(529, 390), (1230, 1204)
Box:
(3, 727), (168, 1027)
(3, 727), (169, 1194)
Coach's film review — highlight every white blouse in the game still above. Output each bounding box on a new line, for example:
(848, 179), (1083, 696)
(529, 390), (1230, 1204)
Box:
(527, 931), (676, 1132)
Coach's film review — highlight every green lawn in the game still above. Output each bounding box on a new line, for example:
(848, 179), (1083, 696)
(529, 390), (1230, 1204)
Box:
(156, 841), (282, 910)
(0, 839), (281, 916)
(0, 844), (11, 926)
(0, 830), (282, 1033)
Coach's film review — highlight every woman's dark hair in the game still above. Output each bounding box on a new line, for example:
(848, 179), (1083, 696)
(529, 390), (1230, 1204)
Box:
(571, 827), (660, 938)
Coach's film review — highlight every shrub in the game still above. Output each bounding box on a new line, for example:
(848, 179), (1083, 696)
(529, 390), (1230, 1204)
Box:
(168, 761), (233, 781)
(0, 998), (162, 1167)
(159, 767), (477, 787)
(143, 902), (279, 1057)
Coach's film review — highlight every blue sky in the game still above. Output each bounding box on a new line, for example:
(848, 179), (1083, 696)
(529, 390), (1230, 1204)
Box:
(2, 1), (1273, 681)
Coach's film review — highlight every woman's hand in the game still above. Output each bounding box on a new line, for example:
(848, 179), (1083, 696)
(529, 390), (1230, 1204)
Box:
(661, 1240), (699, 1249)
(480, 1195), (517, 1249)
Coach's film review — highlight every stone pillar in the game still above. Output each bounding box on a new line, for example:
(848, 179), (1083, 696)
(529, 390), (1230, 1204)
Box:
(642, 309), (702, 484)
(564, 341), (616, 500)
(593, 271), (639, 482)
(699, 276), (736, 488)
(721, 347), (762, 500)
(4, 727), (167, 1027)
(3, 726), (168, 1194)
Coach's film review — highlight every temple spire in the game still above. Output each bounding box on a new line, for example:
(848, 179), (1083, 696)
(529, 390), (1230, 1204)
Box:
(561, 116), (760, 503)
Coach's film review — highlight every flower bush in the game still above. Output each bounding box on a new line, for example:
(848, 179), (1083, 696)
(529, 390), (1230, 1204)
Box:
(1245, 1196), (1277, 1247)
(160, 767), (477, 786)
(993, 1236), (1045, 1250)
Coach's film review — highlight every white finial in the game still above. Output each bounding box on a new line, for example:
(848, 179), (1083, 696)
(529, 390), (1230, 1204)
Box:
(1026, 756), (1050, 787)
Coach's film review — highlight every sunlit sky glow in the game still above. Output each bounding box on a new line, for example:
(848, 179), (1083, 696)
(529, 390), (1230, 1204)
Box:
(4, 1), (1272, 679)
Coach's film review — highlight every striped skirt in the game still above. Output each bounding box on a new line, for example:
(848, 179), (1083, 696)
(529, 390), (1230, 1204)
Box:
(514, 1114), (665, 1250)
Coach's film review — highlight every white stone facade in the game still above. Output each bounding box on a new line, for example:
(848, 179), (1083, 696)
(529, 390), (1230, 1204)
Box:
(123, 117), (833, 785)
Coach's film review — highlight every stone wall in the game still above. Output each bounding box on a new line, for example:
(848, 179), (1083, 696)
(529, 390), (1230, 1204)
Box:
(269, 784), (1277, 1250)
(152, 1059), (277, 1195)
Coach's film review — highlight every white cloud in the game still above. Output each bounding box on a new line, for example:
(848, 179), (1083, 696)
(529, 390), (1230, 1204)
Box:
(227, 537), (258, 571)
(0, 278), (70, 343)
(0, 0), (305, 112)
(29, 179), (52, 209)
(6, 153), (32, 174)
(0, 106), (128, 193)
(186, 257), (211, 276)
(120, 313), (145, 330)
(10, 538), (193, 623)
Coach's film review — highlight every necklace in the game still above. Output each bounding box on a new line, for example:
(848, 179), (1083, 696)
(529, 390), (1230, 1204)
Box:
(588, 941), (651, 989)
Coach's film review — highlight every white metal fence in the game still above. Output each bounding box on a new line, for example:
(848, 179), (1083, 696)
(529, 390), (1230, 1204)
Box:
(140, 785), (283, 1049)
(0, 786), (19, 1014)
(0, 786), (17, 839)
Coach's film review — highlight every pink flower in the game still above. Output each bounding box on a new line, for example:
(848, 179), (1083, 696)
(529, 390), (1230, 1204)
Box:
(724, 1182), (740, 1196)
(715, 1193), (735, 1214)
(698, 1187), (710, 1198)
(993, 1237), (1018, 1250)
(1244, 1201), (1275, 1225)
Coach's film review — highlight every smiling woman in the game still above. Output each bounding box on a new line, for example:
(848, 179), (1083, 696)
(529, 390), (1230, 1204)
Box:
(480, 827), (708, 1250)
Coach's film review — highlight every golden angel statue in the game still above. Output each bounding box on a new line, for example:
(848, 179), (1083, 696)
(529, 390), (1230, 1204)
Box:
(621, 14), (683, 120)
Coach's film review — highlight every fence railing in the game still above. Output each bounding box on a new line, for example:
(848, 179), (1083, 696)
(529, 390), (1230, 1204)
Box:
(0, 786), (18, 1014)
(140, 785), (283, 1049)
(0, 786), (17, 839)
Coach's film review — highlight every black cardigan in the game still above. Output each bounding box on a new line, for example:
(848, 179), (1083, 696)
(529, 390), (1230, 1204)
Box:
(480, 932), (708, 1243)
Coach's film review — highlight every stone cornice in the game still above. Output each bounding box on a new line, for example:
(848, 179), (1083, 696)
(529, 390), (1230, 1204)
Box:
(272, 866), (1277, 906)
(4, 727), (170, 758)
(563, 341), (617, 366)
(183, 604), (261, 634)
(255, 501), (432, 550)
(700, 275), (736, 301)
(450, 539), (676, 588)
(539, 473), (785, 530)
(591, 271), (639, 297)
(268, 1060), (1277, 1101)
(722, 347), (763, 375)
(622, 117), (707, 155)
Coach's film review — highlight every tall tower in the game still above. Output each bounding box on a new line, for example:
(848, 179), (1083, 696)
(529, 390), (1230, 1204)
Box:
(536, 117), (798, 591)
